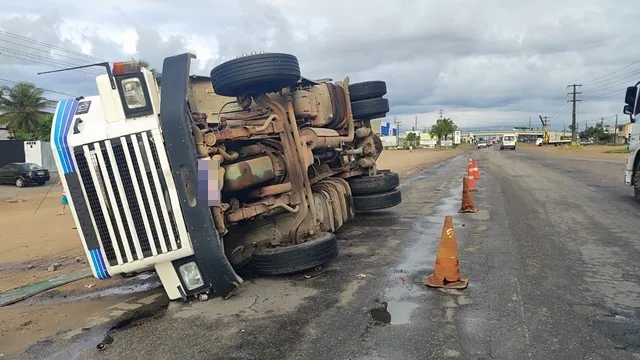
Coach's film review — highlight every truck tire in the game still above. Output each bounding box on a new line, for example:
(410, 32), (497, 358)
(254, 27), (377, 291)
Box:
(353, 189), (402, 211)
(349, 81), (387, 102)
(249, 232), (339, 275)
(634, 166), (640, 202)
(210, 53), (301, 97)
(348, 172), (399, 196)
(351, 98), (389, 120)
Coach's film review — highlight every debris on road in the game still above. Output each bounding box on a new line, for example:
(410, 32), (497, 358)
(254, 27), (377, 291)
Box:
(47, 263), (61, 272)
(356, 274), (367, 279)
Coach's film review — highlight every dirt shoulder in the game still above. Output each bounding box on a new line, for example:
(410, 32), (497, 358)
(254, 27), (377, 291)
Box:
(376, 145), (473, 179)
(517, 143), (628, 161)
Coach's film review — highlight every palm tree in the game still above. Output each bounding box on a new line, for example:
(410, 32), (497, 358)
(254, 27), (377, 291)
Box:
(0, 82), (55, 133)
(134, 59), (157, 75)
(429, 118), (457, 147)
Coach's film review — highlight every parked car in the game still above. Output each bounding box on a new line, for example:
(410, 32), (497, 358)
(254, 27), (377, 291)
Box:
(0, 162), (51, 187)
(477, 141), (487, 149)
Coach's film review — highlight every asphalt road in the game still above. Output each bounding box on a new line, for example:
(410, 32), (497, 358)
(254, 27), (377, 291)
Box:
(28, 148), (640, 360)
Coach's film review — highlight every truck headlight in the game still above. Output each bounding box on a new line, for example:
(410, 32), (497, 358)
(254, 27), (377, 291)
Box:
(178, 262), (204, 291)
(121, 78), (147, 109)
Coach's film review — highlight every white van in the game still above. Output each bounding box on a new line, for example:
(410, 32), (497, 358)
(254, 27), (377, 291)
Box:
(500, 133), (517, 150)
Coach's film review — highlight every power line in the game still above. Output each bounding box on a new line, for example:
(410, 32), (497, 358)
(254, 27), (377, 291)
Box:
(0, 37), (100, 64)
(0, 47), (101, 75)
(0, 29), (104, 62)
(0, 77), (77, 97)
(582, 59), (640, 85)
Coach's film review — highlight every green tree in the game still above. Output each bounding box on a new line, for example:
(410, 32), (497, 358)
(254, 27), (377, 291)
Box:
(14, 113), (53, 141)
(579, 123), (613, 143)
(134, 59), (157, 74)
(405, 132), (417, 148)
(429, 118), (457, 147)
(0, 82), (56, 134)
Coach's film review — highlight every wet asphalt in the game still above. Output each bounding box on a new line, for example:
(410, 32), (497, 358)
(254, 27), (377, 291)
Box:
(20, 147), (640, 360)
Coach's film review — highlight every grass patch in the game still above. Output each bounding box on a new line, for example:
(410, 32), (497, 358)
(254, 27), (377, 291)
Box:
(604, 147), (630, 154)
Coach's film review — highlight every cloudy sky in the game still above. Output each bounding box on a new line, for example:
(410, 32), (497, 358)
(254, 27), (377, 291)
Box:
(0, 0), (637, 131)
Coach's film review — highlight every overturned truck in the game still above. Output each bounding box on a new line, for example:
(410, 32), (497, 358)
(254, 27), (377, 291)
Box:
(50, 52), (401, 301)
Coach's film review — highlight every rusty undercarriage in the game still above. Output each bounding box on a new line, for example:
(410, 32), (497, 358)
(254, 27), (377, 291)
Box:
(184, 52), (401, 274)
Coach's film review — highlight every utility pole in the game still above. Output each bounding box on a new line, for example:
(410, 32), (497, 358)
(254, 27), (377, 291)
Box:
(567, 84), (582, 144)
(439, 109), (444, 121)
(601, 117), (604, 127)
(614, 114), (618, 144)
(541, 116), (550, 127)
(529, 116), (531, 128)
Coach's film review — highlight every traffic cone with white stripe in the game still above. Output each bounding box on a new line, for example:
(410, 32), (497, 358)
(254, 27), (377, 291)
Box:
(473, 159), (480, 179)
(467, 165), (478, 192)
(458, 177), (479, 213)
(425, 216), (469, 289)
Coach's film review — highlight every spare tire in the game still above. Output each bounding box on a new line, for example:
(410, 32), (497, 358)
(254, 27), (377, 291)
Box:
(348, 172), (399, 196)
(249, 232), (338, 275)
(210, 53), (301, 97)
(353, 189), (402, 211)
(351, 98), (390, 120)
(349, 81), (387, 102)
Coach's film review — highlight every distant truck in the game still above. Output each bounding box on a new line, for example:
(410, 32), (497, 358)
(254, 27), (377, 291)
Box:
(623, 85), (640, 202)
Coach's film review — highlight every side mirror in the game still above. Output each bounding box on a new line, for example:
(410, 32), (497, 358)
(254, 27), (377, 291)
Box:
(624, 86), (637, 106)
(624, 85), (640, 123)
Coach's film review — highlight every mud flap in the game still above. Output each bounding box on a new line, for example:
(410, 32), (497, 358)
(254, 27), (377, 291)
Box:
(159, 53), (242, 298)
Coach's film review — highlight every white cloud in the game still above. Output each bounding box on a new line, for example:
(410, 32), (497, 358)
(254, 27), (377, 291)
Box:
(1, 0), (639, 130)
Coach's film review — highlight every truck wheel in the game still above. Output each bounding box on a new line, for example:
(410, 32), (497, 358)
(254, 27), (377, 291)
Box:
(353, 189), (402, 211)
(351, 98), (389, 120)
(634, 166), (640, 202)
(349, 81), (387, 102)
(348, 171), (399, 196)
(210, 53), (301, 97)
(249, 232), (339, 275)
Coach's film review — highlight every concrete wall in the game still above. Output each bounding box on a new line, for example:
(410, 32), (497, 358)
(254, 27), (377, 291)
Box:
(23, 141), (58, 173)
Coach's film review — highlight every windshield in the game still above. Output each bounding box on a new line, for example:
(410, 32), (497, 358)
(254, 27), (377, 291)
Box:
(21, 163), (43, 171)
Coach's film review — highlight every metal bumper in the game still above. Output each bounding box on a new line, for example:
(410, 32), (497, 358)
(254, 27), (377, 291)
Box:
(159, 53), (243, 299)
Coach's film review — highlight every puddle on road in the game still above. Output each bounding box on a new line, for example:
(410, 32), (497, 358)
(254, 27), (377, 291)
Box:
(399, 154), (468, 188)
(371, 185), (464, 326)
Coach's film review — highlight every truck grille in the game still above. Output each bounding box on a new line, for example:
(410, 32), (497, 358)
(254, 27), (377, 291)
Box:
(74, 131), (182, 266)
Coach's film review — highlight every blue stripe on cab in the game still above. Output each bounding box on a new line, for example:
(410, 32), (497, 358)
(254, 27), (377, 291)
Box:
(52, 98), (79, 174)
(89, 249), (110, 280)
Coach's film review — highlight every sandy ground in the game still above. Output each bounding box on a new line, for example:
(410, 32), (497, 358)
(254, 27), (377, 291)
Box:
(376, 145), (472, 178)
(0, 181), (136, 356)
(0, 181), (86, 292)
(517, 143), (629, 161)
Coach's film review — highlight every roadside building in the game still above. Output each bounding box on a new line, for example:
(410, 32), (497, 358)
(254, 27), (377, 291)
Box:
(616, 122), (634, 144)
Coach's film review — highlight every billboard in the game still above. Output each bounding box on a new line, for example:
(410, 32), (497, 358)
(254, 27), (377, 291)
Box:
(378, 121), (398, 136)
(454, 131), (461, 144)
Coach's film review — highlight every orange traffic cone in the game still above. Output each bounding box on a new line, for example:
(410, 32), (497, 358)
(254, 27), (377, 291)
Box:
(467, 166), (478, 192)
(458, 177), (479, 213)
(473, 159), (480, 179)
(425, 216), (469, 289)
(468, 157), (473, 171)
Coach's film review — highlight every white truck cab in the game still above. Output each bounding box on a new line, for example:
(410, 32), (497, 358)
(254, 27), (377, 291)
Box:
(48, 55), (242, 300)
(622, 84), (639, 201)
